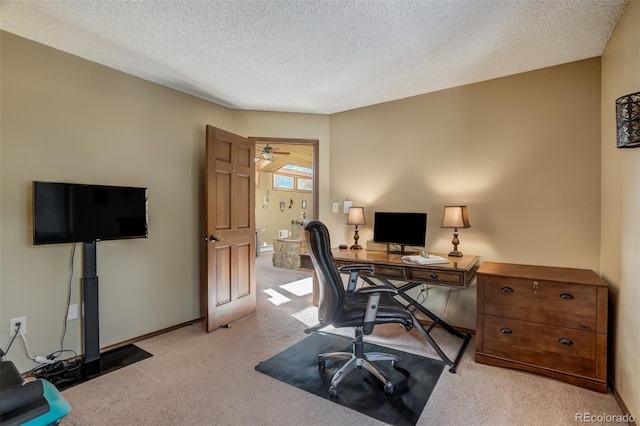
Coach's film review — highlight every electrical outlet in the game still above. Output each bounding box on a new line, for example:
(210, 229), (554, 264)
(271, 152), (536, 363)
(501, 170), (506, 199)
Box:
(67, 304), (78, 320)
(332, 202), (339, 213)
(9, 317), (26, 338)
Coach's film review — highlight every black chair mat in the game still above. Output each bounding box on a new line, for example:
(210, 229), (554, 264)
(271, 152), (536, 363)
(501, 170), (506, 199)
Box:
(255, 332), (444, 426)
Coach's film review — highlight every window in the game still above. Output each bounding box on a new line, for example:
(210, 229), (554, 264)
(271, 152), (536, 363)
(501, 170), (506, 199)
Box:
(274, 174), (295, 189)
(273, 164), (313, 192)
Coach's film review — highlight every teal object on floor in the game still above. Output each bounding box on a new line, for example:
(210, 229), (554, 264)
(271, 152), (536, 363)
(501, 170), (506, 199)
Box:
(0, 359), (71, 426)
(21, 380), (71, 426)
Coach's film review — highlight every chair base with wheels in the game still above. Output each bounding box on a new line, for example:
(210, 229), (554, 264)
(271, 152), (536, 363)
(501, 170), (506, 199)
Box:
(318, 325), (399, 395)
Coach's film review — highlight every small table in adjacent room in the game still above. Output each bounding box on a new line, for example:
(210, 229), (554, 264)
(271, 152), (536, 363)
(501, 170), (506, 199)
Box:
(299, 248), (480, 373)
(273, 237), (303, 269)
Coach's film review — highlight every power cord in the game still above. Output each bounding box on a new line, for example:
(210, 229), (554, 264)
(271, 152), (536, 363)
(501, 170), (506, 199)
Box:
(5, 322), (52, 364)
(412, 285), (453, 319)
(3, 322), (22, 354)
(441, 287), (453, 318)
(29, 349), (82, 387)
(4, 244), (81, 380)
(416, 284), (429, 304)
(18, 331), (37, 361)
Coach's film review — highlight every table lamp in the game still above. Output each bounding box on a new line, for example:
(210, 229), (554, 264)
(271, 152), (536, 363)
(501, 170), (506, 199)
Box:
(441, 206), (470, 257)
(347, 207), (365, 250)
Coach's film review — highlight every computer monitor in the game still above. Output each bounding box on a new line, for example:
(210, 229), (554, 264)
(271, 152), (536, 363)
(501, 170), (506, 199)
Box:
(373, 212), (427, 254)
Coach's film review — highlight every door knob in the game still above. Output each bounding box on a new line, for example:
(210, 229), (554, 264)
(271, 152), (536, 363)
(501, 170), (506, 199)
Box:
(204, 235), (221, 243)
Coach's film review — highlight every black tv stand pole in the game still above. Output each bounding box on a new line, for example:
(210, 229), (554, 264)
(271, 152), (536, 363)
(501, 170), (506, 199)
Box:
(82, 241), (100, 364)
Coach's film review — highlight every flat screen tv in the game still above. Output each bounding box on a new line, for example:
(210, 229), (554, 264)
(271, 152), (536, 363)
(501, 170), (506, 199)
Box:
(373, 212), (427, 253)
(33, 181), (148, 245)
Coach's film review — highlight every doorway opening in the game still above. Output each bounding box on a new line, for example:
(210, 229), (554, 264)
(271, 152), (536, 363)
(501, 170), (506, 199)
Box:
(250, 137), (318, 259)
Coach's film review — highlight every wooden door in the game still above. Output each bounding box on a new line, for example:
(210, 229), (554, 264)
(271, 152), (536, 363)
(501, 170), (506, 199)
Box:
(203, 125), (256, 332)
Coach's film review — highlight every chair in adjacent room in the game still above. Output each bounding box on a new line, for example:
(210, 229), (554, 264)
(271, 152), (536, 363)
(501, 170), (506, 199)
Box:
(303, 219), (414, 395)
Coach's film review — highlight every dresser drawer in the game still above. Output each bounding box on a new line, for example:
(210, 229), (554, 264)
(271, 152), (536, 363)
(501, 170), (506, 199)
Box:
(409, 269), (462, 286)
(483, 276), (597, 331)
(482, 316), (597, 378)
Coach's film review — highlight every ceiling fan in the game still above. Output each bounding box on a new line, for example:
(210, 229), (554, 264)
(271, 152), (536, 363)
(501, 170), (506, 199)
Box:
(260, 144), (290, 160)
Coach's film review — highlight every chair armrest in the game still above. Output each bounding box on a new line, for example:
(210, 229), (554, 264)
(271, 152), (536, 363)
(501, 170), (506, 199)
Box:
(338, 265), (374, 273)
(354, 284), (399, 335)
(339, 265), (374, 292)
(353, 286), (398, 296)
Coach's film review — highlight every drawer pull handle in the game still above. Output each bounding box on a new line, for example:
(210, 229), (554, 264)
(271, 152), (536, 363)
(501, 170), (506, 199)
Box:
(559, 293), (574, 300)
(559, 338), (573, 345)
(501, 287), (514, 293)
(431, 273), (438, 279)
(500, 327), (513, 334)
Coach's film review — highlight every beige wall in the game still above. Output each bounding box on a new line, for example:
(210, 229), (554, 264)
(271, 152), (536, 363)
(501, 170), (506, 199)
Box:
(329, 59), (602, 329)
(601, 0), (640, 417)
(0, 32), (330, 372)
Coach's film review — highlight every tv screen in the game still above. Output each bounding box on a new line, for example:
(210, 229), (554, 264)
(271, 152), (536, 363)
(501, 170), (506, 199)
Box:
(373, 212), (427, 248)
(33, 181), (148, 245)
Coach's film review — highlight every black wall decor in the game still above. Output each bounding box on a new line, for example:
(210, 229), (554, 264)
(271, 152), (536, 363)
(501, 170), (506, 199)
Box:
(616, 91), (640, 148)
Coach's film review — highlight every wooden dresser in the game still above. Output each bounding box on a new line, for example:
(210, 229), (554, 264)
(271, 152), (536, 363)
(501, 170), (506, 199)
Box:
(475, 262), (608, 393)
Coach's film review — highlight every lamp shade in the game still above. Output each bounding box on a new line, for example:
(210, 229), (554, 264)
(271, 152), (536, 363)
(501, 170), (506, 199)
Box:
(347, 207), (366, 225)
(441, 206), (470, 228)
(616, 91), (640, 148)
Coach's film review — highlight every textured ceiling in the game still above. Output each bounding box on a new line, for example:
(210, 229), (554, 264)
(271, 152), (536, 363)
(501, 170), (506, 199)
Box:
(0, 0), (627, 114)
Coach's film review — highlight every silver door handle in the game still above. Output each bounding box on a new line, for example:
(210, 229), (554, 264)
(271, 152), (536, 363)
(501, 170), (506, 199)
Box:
(204, 235), (221, 243)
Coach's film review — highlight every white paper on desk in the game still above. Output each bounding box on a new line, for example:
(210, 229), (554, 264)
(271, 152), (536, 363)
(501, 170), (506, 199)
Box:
(401, 255), (449, 265)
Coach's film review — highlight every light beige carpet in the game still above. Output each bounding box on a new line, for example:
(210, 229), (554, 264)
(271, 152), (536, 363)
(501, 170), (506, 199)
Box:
(60, 255), (626, 425)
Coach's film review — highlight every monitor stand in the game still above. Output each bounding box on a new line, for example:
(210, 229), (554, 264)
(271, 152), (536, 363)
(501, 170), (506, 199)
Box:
(385, 244), (419, 255)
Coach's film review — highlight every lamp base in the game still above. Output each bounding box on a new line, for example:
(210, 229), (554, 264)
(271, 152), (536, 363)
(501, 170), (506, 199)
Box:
(448, 249), (463, 257)
(350, 228), (362, 250)
(448, 231), (463, 257)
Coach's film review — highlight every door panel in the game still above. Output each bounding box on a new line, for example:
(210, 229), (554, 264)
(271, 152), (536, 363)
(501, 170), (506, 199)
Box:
(214, 244), (232, 305)
(237, 175), (251, 228)
(204, 125), (256, 332)
(216, 172), (231, 229)
(237, 242), (251, 298)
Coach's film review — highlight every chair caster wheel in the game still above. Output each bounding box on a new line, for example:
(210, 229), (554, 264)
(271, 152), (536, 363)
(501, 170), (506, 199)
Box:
(318, 360), (326, 369)
(328, 386), (337, 397)
(384, 383), (394, 395)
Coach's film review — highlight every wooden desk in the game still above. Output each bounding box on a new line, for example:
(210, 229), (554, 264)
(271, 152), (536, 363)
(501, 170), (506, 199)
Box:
(299, 248), (481, 372)
(301, 248), (479, 287)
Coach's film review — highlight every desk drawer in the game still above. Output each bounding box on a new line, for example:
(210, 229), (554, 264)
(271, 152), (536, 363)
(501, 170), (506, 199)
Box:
(482, 316), (597, 378)
(409, 269), (462, 286)
(371, 265), (407, 279)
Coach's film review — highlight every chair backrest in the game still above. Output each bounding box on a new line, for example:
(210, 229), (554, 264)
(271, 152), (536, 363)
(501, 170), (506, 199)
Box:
(303, 219), (345, 325)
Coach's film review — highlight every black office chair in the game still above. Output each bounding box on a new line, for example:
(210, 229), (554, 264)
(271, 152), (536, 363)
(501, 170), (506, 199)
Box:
(303, 219), (414, 395)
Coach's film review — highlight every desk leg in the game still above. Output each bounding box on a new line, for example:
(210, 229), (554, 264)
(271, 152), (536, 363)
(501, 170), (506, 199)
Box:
(373, 277), (471, 373)
(397, 292), (471, 373)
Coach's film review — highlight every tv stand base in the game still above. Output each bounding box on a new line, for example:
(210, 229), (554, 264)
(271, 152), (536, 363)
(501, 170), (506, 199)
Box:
(50, 344), (152, 391)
